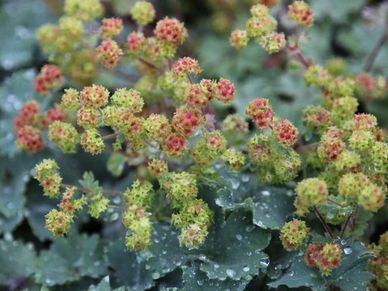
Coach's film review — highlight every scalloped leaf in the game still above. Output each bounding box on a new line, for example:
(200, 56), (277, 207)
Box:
(0, 238), (37, 285)
(35, 234), (108, 286)
(180, 263), (249, 291)
(213, 171), (295, 230)
(199, 210), (271, 281)
(106, 239), (154, 290)
(268, 240), (373, 291)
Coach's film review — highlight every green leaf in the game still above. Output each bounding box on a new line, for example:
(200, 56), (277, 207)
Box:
(0, 0), (54, 71)
(311, 0), (364, 23)
(106, 239), (154, 290)
(180, 263), (249, 291)
(213, 171), (295, 230)
(268, 240), (373, 291)
(79, 171), (102, 194)
(0, 238), (37, 285)
(35, 234), (108, 286)
(87, 276), (128, 291)
(0, 171), (27, 233)
(199, 210), (271, 281)
(107, 153), (126, 177)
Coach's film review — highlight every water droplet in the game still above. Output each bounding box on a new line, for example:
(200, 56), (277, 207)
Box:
(344, 247), (352, 255)
(242, 175), (250, 183)
(197, 280), (204, 286)
(231, 179), (240, 190)
(340, 239), (347, 245)
(259, 258), (270, 267)
(261, 190), (270, 196)
(214, 264), (220, 269)
(236, 234), (242, 241)
(243, 266), (250, 272)
(226, 269), (236, 278)
(289, 271), (294, 277)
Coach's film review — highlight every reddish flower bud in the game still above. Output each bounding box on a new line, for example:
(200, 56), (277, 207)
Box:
(162, 133), (186, 156)
(14, 101), (41, 130)
(272, 119), (298, 146)
(246, 97), (273, 128)
(96, 39), (123, 69)
(100, 17), (123, 38)
(172, 106), (203, 137)
(172, 57), (201, 77)
(43, 105), (65, 127)
(154, 17), (187, 46)
(16, 126), (44, 153)
(288, 1), (314, 28)
(127, 32), (146, 54)
(34, 64), (62, 95)
(216, 78), (235, 103)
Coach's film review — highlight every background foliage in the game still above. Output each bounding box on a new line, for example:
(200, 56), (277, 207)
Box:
(0, 0), (387, 290)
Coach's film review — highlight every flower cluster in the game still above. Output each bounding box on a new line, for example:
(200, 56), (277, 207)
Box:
(246, 98), (301, 184)
(230, 3), (286, 53)
(14, 101), (66, 153)
(280, 219), (309, 251)
(288, 1), (314, 28)
(122, 180), (155, 251)
(304, 243), (342, 276)
(155, 169), (213, 249)
(34, 64), (62, 95)
(369, 231), (388, 289)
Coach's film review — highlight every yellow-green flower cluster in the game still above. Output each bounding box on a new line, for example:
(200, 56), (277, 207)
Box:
(34, 159), (62, 198)
(230, 3), (286, 54)
(191, 131), (227, 167)
(48, 121), (79, 153)
(80, 129), (105, 155)
(294, 178), (328, 216)
(280, 219), (309, 251)
(221, 148), (246, 172)
(122, 180), (155, 251)
(130, 1), (155, 26)
(171, 199), (213, 249)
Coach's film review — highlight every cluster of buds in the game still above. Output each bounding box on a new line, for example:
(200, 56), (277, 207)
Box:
(100, 18), (123, 39)
(191, 131), (227, 166)
(122, 180), (154, 251)
(304, 243), (342, 276)
(246, 98), (301, 184)
(34, 159), (62, 198)
(280, 219), (309, 251)
(294, 178), (328, 216)
(355, 73), (388, 101)
(130, 1), (155, 26)
(96, 39), (123, 69)
(287, 1), (314, 28)
(34, 64), (63, 95)
(154, 169), (213, 249)
(230, 3), (286, 53)
(14, 101), (66, 153)
(46, 186), (87, 236)
(48, 121), (79, 153)
(64, 0), (103, 22)
(369, 231), (388, 289)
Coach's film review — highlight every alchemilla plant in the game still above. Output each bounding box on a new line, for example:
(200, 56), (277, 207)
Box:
(2, 0), (387, 290)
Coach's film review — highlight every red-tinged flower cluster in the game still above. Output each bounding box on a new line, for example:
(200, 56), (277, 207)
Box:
(187, 84), (210, 107)
(96, 39), (123, 69)
(304, 243), (342, 276)
(127, 32), (146, 53)
(172, 106), (203, 137)
(16, 125), (44, 153)
(34, 64), (62, 95)
(172, 57), (201, 77)
(80, 84), (110, 109)
(162, 133), (186, 156)
(154, 17), (188, 46)
(288, 1), (314, 28)
(216, 78), (235, 103)
(100, 18), (123, 39)
(259, 0), (279, 7)
(352, 113), (377, 131)
(43, 105), (65, 127)
(272, 119), (298, 146)
(317, 128), (345, 161)
(148, 159), (168, 176)
(14, 101), (40, 131)
(303, 105), (332, 131)
(246, 97), (273, 128)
